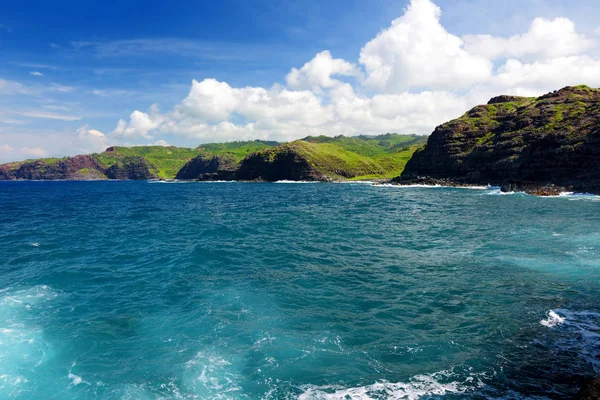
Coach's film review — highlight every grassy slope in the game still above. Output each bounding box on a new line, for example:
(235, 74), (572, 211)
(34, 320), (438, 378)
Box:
(198, 140), (279, 160)
(3, 135), (424, 180)
(282, 134), (427, 180)
(92, 141), (280, 179)
(93, 146), (206, 179)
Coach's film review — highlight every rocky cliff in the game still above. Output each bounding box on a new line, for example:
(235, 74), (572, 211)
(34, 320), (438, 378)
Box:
(175, 154), (238, 180)
(398, 85), (600, 194)
(0, 154), (159, 180)
(236, 144), (326, 181)
(0, 155), (107, 180)
(104, 157), (159, 180)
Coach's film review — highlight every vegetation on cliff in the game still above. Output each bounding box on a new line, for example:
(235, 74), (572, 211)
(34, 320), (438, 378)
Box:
(0, 134), (424, 181)
(236, 134), (426, 181)
(399, 85), (600, 194)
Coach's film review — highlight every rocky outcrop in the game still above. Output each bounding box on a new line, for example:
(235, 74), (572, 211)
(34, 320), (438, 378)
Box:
(0, 155), (106, 180)
(175, 154), (238, 180)
(0, 154), (160, 181)
(236, 145), (327, 181)
(104, 157), (159, 180)
(399, 85), (600, 195)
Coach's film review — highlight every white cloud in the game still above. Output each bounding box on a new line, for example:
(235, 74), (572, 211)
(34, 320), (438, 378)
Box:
(30, 71), (44, 77)
(153, 140), (170, 146)
(493, 56), (600, 91)
(113, 110), (162, 139)
(15, 110), (81, 121)
(464, 17), (595, 60)
(20, 147), (47, 157)
(286, 50), (361, 91)
(0, 144), (14, 153)
(91, 89), (136, 97)
(0, 78), (29, 95)
(359, 0), (493, 92)
(76, 125), (110, 153)
(110, 0), (600, 145)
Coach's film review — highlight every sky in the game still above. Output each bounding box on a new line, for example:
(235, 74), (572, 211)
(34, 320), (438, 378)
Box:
(1, 0), (600, 162)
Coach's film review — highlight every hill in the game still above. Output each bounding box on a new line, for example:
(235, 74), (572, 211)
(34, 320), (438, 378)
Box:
(0, 135), (424, 181)
(398, 85), (600, 195)
(180, 134), (427, 181)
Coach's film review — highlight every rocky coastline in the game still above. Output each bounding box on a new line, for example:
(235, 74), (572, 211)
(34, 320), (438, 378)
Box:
(398, 85), (600, 196)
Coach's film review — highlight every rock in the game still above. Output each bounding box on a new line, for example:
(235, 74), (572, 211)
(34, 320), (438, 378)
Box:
(400, 85), (600, 195)
(487, 95), (531, 105)
(5, 155), (106, 180)
(236, 145), (326, 182)
(0, 163), (17, 180)
(175, 154), (238, 180)
(500, 181), (570, 196)
(104, 157), (159, 180)
(574, 379), (600, 400)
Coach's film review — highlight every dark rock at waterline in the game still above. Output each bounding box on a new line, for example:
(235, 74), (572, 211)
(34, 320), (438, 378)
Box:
(175, 154), (238, 181)
(500, 181), (570, 196)
(574, 379), (600, 400)
(399, 85), (600, 195)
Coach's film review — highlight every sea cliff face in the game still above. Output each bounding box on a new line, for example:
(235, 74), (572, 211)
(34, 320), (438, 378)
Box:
(0, 154), (159, 180)
(0, 155), (107, 180)
(175, 154), (238, 181)
(236, 144), (326, 181)
(399, 85), (600, 194)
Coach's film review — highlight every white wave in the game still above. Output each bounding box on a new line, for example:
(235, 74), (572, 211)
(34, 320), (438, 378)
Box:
(540, 308), (600, 372)
(298, 370), (483, 400)
(540, 310), (566, 327)
(333, 180), (375, 185)
(183, 351), (242, 398)
(375, 184), (492, 190)
(0, 285), (57, 396)
(68, 373), (83, 386)
(274, 180), (321, 184)
(31, 242), (40, 247)
(485, 188), (516, 195)
(196, 180), (237, 183)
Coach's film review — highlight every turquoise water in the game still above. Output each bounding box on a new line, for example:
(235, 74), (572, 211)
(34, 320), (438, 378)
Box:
(1, 181), (599, 399)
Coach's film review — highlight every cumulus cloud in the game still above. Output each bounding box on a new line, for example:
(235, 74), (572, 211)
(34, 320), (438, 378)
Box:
(76, 125), (110, 153)
(30, 71), (44, 77)
(286, 50), (361, 91)
(464, 18), (595, 60)
(359, 0), (493, 92)
(111, 0), (600, 144)
(113, 110), (163, 139)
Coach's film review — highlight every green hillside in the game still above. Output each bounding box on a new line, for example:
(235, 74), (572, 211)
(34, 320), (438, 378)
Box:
(298, 134), (426, 180)
(237, 134), (427, 181)
(1, 134), (425, 181)
(93, 146), (205, 179)
(198, 140), (279, 159)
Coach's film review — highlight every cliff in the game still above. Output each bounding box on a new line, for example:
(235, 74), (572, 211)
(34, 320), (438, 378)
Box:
(175, 154), (238, 180)
(398, 85), (600, 194)
(0, 134), (424, 182)
(0, 155), (107, 180)
(235, 135), (425, 181)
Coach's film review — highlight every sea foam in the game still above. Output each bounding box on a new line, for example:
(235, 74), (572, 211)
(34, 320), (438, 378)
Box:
(298, 370), (482, 400)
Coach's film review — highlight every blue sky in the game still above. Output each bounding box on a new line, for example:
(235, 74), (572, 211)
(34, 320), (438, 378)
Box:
(1, 0), (599, 162)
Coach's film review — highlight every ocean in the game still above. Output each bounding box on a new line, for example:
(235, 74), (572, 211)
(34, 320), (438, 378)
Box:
(0, 181), (599, 399)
